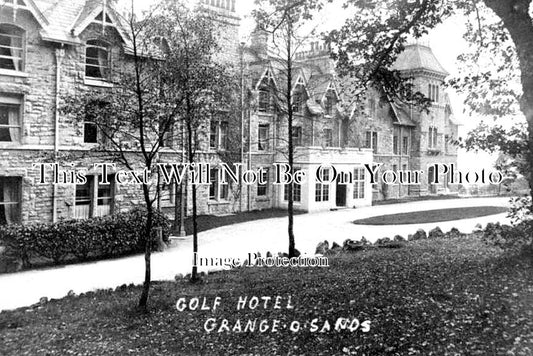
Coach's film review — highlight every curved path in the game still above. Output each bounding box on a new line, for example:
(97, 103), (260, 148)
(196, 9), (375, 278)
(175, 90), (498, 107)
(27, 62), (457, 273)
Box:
(0, 197), (511, 311)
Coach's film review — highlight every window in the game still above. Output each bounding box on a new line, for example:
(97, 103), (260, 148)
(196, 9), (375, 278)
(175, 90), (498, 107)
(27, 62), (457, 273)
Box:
(210, 121), (228, 150)
(209, 168), (228, 201)
(258, 69), (275, 113)
(219, 122), (228, 150)
(0, 177), (21, 225)
(392, 164), (398, 172)
(292, 126), (302, 146)
(393, 128), (399, 155)
(365, 131), (378, 153)
(402, 136), (409, 155)
(402, 164), (408, 171)
(365, 131), (372, 148)
(0, 24), (24, 71)
(428, 126), (438, 149)
(96, 178), (113, 217)
(210, 121), (217, 149)
(428, 83), (439, 102)
(258, 90), (271, 113)
(257, 168), (268, 197)
(315, 167), (330, 202)
(84, 100), (108, 144)
(353, 168), (365, 199)
(445, 134), (449, 153)
(324, 93), (335, 116)
(75, 177), (92, 219)
(293, 91), (304, 113)
(323, 128), (333, 147)
(85, 40), (110, 80)
(161, 183), (176, 205)
(74, 176), (114, 219)
(283, 167), (301, 202)
(258, 124), (269, 151)
(84, 121), (98, 143)
(0, 96), (22, 143)
(292, 77), (306, 113)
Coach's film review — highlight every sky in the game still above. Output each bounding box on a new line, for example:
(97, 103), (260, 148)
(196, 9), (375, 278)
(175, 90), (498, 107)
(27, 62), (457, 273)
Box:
(127, 0), (498, 171)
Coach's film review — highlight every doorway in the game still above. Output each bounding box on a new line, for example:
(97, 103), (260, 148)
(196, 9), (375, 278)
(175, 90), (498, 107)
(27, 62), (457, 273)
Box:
(428, 166), (437, 194)
(336, 177), (347, 207)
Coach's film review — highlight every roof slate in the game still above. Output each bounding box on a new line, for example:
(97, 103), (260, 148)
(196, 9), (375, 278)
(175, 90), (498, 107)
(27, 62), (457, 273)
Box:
(392, 43), (449, 76)
(25, 0), (129, 45)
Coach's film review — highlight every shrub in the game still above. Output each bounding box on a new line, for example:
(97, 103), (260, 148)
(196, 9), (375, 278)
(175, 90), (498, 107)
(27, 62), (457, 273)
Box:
(0, 208), (170, 272)
(482, 221), (533, 251)
(428, 227), (444, 239)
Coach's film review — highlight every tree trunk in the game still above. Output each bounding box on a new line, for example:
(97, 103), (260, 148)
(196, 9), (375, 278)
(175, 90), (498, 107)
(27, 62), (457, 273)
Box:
(138, 183), (154, 310)
(484, 0), (533, 207)
(185, 100), (200, 282)
(286, 21), (296, 258)
(191, 183), (199, 281)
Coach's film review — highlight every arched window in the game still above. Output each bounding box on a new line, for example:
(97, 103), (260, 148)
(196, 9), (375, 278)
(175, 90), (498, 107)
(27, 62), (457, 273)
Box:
(0, 24), (24, 71)
(85, 39), (110, 80)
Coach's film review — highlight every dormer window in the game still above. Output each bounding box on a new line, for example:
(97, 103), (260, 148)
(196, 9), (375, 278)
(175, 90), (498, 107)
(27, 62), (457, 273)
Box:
(258, 90), (271, 112)
(292, 76), (306, 113)
(258, 69), (275, 113)
(0, 24), (24, 72)
(85, 40), (110, 80)
(324, 83), (337, 116)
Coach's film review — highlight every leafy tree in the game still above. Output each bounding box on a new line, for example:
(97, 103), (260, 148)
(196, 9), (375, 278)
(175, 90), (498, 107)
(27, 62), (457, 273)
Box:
(159, 3), (236, 281)
(328, 0), (533, 210)
(61, 0), (234, 307)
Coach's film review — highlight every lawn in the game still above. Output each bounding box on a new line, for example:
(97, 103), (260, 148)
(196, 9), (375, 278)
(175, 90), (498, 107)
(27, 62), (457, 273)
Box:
(174, 208), (303, 235)
(353, 206), (508, 225)
(1, 237), (532, 355)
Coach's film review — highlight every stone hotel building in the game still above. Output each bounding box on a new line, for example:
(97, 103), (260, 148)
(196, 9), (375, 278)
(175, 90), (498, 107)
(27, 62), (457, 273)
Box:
(0, 0), (460, 226)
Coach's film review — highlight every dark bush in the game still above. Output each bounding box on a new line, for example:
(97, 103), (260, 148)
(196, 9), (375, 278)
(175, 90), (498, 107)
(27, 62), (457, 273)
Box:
(0, 208), (170, 272)
(482, 221), (533, 251)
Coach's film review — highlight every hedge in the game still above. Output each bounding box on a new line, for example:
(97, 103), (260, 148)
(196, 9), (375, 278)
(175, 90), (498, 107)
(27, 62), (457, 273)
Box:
(0, 208), (170, 271)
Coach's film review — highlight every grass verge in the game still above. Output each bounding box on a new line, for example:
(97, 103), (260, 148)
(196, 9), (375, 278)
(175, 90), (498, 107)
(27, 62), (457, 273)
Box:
(0, 237), (532, 355)
(353, 206), (508, 225)
(173, 208), (303, 235)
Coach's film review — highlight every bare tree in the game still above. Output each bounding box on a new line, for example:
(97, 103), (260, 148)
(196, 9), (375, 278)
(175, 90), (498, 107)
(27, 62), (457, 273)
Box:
(253, 0), (323, 257)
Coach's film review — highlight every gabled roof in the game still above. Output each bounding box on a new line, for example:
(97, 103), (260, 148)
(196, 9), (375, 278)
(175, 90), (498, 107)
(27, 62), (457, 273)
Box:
(392, 43), (449, 77)
(390, 101), (417, 127)
(254, 65), (278, 91)
(10, 0), (49, 28)
(14, 0), (131, 45)
(308, 73), (339, 103)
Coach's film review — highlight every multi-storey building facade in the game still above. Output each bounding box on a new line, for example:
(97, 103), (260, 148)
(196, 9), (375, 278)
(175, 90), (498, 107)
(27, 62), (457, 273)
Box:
(355, 42), (461, 201)
(0, 0), (241, 226)
(0, 0), (459, 227)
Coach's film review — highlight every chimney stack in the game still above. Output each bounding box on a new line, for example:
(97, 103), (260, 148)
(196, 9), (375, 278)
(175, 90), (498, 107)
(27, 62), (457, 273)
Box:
(250, 27), (269, 58)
